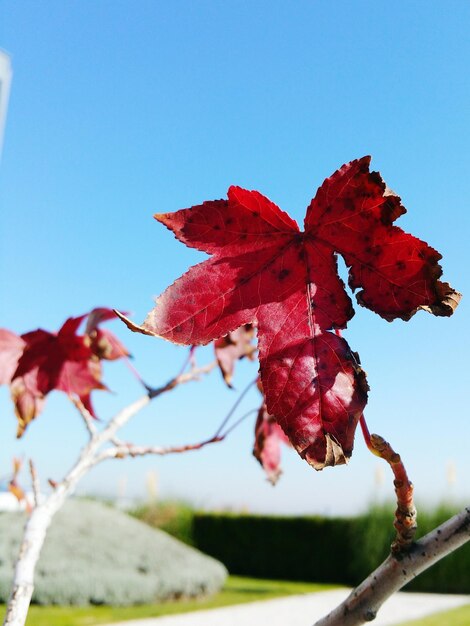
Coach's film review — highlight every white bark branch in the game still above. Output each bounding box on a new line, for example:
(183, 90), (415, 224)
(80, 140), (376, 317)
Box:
(70, 396), (97, 437)
(2, 394), (150, 626)
(28, 461), (40, 508)
(313, 505), (470, 626)
(3, 361), (217, 626)
(3, 448), (97, 626)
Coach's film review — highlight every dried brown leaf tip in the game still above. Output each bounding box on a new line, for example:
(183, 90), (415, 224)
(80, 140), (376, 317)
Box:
(8, 457), (27, 504)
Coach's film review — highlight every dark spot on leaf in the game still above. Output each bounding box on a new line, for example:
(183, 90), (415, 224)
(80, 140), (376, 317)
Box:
(396, 260), (406, 271)
(214, 225), (221, 231)
(252, 211), (259, 217)
(278, 269), (290, 280)
(226, 218), (234, 225)
(344, 198), (355, 212)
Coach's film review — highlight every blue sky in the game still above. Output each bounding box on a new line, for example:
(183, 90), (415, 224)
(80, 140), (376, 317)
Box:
(0, 1), (469, 515)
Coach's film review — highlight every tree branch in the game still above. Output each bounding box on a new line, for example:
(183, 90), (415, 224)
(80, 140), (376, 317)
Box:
(28, 460), (40, 508)
(145, 361), (216, 399)
(313, 506), (470, 626)
(94, 435), (224, 464)
(70, 396), (97, 437)
(3, 358), (220, 626)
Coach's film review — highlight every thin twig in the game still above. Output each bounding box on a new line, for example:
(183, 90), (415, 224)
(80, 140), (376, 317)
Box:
(220, 408), (258, 437)
(175, 346), (197, 377)
(122, 356), (149, 389)
(28, 461), (40, 508)
(70, 396), (97, 437)
(95, 406), (257, 465)
(146, 361), (217, 399)
(94, 435), (224, 463)
(313, 506), (470, 626)
(214, 376), (258, 437)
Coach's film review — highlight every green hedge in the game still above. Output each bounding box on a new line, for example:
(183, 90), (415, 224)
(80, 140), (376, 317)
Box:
(130, 500), (195, 546)
(192, 505), (470, 593)
(193, 513), (354, 585)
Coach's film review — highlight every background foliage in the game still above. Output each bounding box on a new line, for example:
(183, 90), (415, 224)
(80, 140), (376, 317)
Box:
(134, 502), (470, 593)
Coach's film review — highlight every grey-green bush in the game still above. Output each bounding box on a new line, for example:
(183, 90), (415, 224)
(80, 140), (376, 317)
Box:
(0, 499), (227, 605)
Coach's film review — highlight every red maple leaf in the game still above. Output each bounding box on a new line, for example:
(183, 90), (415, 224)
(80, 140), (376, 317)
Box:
(119, 157), (460, 469)
(0, 308), (129, 437)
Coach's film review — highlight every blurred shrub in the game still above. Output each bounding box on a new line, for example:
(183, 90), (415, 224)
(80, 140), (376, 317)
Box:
(131, 500), (195, 546)
(193, 512), (354, 585)
(0, 499), (226, 605)
(193, 504), (470, 593)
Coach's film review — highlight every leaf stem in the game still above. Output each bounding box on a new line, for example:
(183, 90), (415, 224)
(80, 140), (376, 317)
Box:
(122, 356), (149, 389)
(213, 377), (258, 438)
(219, 408), (258, 438)
(176, 346), (197, 377)
(359, 413), (372, 449)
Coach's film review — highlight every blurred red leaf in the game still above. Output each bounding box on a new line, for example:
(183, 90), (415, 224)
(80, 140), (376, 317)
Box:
(119, 157), (460, 470)
(0, 308), (128, 436)
(0, 330), (25, 385)
(253, 399), (290, 485)
(214, 323), (256, 387)
(86, 308), (130, 360)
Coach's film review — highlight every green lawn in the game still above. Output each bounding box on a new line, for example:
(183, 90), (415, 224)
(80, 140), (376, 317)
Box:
(4, 577), (467, 626)
(7, 576), (337, 626)
(399, 604), (470, 626)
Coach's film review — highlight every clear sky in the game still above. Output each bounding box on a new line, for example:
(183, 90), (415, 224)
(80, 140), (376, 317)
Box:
(0, 1), (469, 516)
